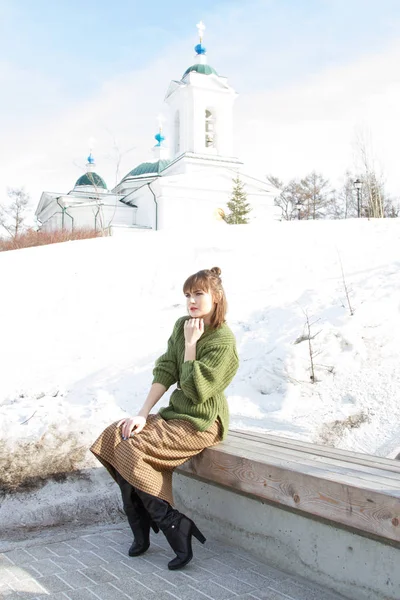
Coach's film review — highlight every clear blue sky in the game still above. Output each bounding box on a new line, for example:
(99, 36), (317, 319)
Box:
(2, 0), (400, 98)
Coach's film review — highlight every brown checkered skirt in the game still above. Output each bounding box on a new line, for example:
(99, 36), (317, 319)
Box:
(90, 414), (221, 506)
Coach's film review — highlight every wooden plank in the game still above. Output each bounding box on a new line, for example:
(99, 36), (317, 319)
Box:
(231, 430), (400, 473)
(178, 441), (400, 544)
(221, 436), (400, 487)
(213, 438), (400, 493)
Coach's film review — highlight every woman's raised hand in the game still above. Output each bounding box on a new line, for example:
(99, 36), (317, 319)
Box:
(184, 318), (204, 345)
(117, 416), (147, 439)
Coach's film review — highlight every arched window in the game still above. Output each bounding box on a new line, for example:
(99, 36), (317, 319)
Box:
(174, 111), (180, 155)
(205, 109), (215, 148)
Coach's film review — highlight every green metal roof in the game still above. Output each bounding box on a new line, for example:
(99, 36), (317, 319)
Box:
(182, 64), (218, 78)
(75, 172), (107, 189)
(123, 159), (170, 179)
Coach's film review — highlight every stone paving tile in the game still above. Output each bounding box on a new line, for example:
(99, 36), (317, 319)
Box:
(209, 575), (256, 595)
(88, 582), (148, 600)
(49, 556), (88, 572)
(133, 573), (179, 594)
(233, 570), (273, 588)
(70, 552), (108, 568)
(0, 568), (19, 586)
(24, 558), (66, 578)
(45, 544), (80, 557)
(100, 560), (142, 579)
(249, 565), (290, 584)
(9, 577), (47, 596)
(189, 579), (237, 600)
(120, 558), (163, 575)
(56, 569), (98, 589)
(167, 588), (214, 600)
(62, 589), (99, 600)
(140, 553), (174, 570)
(101, 530), (132, 545)
(65, 539), (100, 553)
(0, 587), (23, 600)
(196, 558), (237, 576)
(80, 536), (112, 549)
(212, 553), (258, 571)
(2, 550), (36, 566)
(83, 546), (127, 563)
(3, 564), (36, 582)
(26, 546), (59, 560)
(0, 556), (13, 568)
(80, 567), (119, 585)
(35, 574), (74, 594)
(249, 591), (292, 600)
(177, 564), (216, 582)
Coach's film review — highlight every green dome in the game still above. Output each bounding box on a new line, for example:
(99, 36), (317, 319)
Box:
(182, 64), (218, 78)
(75, 172), (107, 189)
(123, 159), (170, 179)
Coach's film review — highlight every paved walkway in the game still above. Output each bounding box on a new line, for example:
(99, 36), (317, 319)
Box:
(0, 523), (347, 600)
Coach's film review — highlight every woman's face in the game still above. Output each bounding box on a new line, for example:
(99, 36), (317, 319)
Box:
(185, 288), (215, 324)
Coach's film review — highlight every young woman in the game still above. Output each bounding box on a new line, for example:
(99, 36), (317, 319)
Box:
(90, 267), (239, 570)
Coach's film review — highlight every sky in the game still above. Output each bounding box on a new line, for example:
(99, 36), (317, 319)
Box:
(1, 0), (400, 208)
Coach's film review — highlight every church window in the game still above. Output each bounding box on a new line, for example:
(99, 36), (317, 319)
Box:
(205, 109), (215, 148)
(174, 111), (180, 155)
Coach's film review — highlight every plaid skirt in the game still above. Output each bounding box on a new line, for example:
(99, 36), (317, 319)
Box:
(90, 414), (222, 505)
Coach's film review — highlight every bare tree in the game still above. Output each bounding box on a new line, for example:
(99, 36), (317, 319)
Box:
(0, 188), (31, 238)
(354, 130), (386, 218)
(299, 171), (333, 220)
(267, 175), (302, 221)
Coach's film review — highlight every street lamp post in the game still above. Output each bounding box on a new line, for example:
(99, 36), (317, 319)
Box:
(354, 178), (362, 218)
(296, 201), (302, 220)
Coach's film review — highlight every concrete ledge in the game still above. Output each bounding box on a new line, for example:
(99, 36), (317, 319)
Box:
(174, 472), (400, 600)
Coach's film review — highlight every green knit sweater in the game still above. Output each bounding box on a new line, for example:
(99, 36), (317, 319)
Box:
(153, 316), (239, 440)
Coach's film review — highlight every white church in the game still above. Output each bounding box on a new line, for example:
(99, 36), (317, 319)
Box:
(35, 23), (278, 232)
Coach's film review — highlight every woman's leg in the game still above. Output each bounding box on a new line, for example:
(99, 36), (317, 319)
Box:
(135, 488), (206, 570)
(114, 471), (159, 557)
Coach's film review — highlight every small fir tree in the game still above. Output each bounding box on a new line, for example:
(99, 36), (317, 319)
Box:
(225, 177), (251, 224)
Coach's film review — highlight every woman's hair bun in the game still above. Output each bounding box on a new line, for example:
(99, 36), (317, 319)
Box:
(210, 266), (222, 278)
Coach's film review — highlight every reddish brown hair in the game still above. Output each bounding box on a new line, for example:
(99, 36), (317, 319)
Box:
(183, 267), (227, 329)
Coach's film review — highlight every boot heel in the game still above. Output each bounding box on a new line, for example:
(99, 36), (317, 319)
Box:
(191, 523), (206, 544)
(151, 521), (160, 534)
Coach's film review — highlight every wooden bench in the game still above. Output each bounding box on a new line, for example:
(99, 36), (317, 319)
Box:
(178, 430), (400, 545)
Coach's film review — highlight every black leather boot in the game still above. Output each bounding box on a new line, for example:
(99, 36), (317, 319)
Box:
(115, 472), (159, 557)
(135, 489), (206, 570)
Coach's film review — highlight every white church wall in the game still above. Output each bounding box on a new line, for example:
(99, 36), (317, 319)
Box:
(131, 185), (156, 230)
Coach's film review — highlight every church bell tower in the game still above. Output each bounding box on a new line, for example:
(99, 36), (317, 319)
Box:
(164, 22), (241, 173)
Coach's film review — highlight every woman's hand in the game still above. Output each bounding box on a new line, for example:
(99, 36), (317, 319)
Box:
(184, 318), (204, 345)
(117, 416), (146, 440)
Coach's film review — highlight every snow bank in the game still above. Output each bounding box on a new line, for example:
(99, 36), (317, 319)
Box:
(1, 219), (400, 501)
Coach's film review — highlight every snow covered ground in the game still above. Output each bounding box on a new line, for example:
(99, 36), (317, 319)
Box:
(1, 219), (400, 494)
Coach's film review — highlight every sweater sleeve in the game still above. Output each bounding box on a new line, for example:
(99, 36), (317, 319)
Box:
(152, 323), (179, 390)
(179, 343), (239, 405)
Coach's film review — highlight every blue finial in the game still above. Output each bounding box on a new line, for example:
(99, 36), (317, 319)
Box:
(154, 132), (165, 147)
(195, 43), (206, 55)
(87, 153), (95, 164)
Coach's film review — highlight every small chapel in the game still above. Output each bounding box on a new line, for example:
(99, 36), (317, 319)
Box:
(35, 23), (278, 232)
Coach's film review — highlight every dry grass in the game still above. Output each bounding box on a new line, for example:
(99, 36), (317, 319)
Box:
(317, 410), (370, 446)
(0, 228), (109, 252)
(0, 426), (90, 495)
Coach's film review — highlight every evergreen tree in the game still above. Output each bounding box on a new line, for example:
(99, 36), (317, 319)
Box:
(225, 177), (251, 224)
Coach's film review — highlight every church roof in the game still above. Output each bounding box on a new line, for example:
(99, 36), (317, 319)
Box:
(75, 172), (107, 189)
(123, 159), (170, 179)
(182, 64), (218, 78)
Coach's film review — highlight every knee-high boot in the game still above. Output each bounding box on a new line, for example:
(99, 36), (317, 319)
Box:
(135, 489), (206, 570)
(115, 472), (159, 557)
